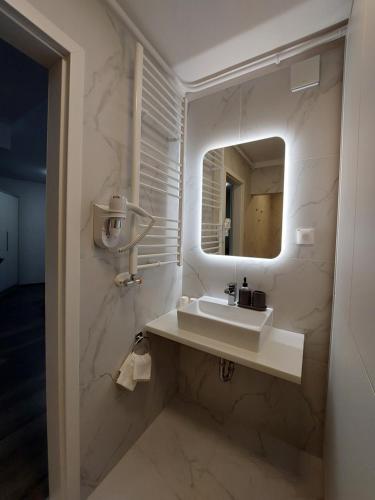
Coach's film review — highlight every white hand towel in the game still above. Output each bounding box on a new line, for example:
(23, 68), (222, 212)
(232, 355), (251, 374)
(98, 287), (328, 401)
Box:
(117, 353), (137, 391)
(133, 353), (152, 381)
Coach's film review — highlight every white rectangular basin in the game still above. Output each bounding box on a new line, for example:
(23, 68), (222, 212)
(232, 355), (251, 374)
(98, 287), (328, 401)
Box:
(177, 296), (273, 352)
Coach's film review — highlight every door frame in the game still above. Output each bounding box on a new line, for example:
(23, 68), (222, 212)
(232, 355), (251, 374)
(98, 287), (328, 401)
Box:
(0, 1), (84, 498)
(225, 168), (245, 256)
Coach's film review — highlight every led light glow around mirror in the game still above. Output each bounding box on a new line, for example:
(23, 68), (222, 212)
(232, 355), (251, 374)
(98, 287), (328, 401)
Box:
(195, 131), (290, 266)
(200, 136), (285, 260)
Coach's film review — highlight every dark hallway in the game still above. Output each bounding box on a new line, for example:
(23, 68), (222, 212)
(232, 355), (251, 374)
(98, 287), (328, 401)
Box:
(0, 285), (48, 499)
(0, 37), (48, 500)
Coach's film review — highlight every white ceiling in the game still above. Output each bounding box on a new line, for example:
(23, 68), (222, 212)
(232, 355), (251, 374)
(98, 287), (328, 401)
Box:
(118, 0), (352, 83)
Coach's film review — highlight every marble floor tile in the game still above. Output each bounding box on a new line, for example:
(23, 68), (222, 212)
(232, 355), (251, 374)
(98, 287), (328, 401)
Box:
(89, 398), (323, 500)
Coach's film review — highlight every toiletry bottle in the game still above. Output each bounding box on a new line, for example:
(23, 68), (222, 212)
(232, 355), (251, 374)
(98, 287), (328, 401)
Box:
(238, 277), (251, 307)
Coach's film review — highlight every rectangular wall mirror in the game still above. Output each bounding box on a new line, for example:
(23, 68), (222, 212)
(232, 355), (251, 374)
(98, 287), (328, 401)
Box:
(201, 137), (285, 258)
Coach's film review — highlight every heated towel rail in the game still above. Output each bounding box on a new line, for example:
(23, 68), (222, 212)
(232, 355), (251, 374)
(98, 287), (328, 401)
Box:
(130, 42), (185, 275)
(201, 148), (225, 255)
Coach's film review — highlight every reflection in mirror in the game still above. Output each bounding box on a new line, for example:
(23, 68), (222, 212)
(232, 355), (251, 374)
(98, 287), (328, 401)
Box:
(201, 137), (285, 259)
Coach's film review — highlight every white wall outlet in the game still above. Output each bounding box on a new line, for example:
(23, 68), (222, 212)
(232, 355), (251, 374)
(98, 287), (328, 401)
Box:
(296, 227), (315, 245)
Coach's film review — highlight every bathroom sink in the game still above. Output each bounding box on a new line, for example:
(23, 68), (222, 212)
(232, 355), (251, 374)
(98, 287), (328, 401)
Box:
(177, 296), (273, 352)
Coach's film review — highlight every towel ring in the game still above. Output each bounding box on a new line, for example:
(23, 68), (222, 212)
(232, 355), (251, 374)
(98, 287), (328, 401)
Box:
(132, 332), (150, 354)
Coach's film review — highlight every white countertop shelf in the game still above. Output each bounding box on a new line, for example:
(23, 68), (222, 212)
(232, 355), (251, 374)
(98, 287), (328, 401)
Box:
(145, 310), (304, 384)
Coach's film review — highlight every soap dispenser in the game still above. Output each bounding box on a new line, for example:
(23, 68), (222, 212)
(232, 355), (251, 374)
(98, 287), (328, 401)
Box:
(238, 277), (251, 307)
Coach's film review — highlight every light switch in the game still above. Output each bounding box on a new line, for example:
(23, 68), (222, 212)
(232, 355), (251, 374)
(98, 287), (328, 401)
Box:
(296, 227), (315, 245)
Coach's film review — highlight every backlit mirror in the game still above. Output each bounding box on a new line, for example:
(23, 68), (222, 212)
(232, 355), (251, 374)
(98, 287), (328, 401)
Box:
(201, 137), (285, 258)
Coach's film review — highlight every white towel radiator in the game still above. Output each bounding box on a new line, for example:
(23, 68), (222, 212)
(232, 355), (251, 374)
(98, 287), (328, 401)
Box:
(129, 42), (185, 276)
(201, 148), (225, 255)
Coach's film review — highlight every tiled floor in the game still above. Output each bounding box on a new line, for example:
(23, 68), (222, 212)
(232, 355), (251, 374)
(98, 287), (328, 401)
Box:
(90, 398), (323, 500)
(0, 284), (48, 500)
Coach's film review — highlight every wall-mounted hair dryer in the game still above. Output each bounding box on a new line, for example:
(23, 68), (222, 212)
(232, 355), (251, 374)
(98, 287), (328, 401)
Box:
(93, 194), (155, 252)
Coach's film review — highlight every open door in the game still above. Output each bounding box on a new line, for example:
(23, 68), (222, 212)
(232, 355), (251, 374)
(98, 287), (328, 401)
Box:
(0, 1), (84, 498)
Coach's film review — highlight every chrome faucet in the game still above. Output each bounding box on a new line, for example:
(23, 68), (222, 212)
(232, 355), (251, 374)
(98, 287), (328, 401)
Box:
(224, 282), (237, 305)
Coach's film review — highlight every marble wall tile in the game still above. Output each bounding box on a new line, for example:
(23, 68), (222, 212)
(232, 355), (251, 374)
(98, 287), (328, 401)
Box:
(240, 45), (343, 161)
(179, 346), (327, 457)
(182, 43), (344, 457)
(80, 335), (179, 497)
(29, 0), (182, 496)
(236, 257), (334, 374)
(285, 155), (339, 262)
(24, 0), (344, 487)
(183, 247), (236, 299)
(188, 85), (241, 152)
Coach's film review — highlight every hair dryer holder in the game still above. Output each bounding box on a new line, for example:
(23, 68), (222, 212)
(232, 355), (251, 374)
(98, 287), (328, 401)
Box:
(93, 194), (155, 253)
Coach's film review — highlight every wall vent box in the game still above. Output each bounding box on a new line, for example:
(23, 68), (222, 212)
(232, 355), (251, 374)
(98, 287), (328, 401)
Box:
(291, 55), (320, 92)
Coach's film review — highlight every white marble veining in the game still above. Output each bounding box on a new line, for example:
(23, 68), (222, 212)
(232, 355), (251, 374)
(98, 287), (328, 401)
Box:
(28, 0), (182, 497)
(89, 398), (323, 500)
(18, 2), (345, 494)
(179, 345), (326, 457)
(20, 1), (344, 497)
(182, 43), (344, 457)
